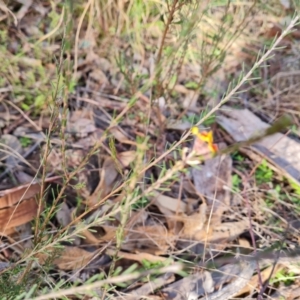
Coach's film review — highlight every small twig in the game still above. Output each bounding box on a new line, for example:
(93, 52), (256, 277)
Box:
(257, 227), (289, 299)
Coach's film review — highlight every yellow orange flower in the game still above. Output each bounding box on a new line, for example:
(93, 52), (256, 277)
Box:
(191, 126), (218, 153)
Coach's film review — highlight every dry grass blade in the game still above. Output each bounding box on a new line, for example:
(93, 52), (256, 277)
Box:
(0, 0), (17, 25)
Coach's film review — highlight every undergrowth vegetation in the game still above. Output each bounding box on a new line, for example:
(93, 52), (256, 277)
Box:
(0, 0), (300, 299)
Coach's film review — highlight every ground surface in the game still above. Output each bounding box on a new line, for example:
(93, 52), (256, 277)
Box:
(0, 1), (300, 299)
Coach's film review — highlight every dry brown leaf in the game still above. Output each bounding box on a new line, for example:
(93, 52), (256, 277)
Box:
(117, 150), (136, 167)
(37, 246), (96, 270)
(180, 201), (247, 242)
(87, 152), (136, 206)
(0, 197), (38, 232)
(80, 228), (101, 245)
(123, 225), (171, 255)
(180, 203), (207, 239)
(153, 191), (187, 213)
(193, 220), (248, 242)
(153, 204), (183, 235)
(87, 158), (119, 206)
(99, 225), (121, 242)
(0, 183), (40, 209)
(238, 237), (251, 249)
(0, 177), (60, 234)
(0, 176), (59, 209)
(109, 127), (137, 145)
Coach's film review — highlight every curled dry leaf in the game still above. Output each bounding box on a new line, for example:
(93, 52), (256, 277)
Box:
(118, 151), (137, 167)
(0, 176), (60, 233)
(80, 228), (101, 245)
(109, 127), (137, 145)
(79, 200), (116, 244)
(123, 224), (171, 255)
(191, 220), (248, 242)
(37, 246), (97, 270)
(87, 151), (136, 206)
(152, 191), (187, 213)
(0, 197), (38, 234)
(180, 203), (207, 239)
(0, 176), (60, 207)
(179, 204), (247, 242)
(152, 203), (183, 236)
(0, 182), (40, 209)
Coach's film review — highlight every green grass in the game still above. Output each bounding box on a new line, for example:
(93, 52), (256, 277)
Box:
(19, 137), (32, 148)
(182, 107), (216, 127)
(270, 269), (297, 286)
(232, 173), (242, 192)
(255, 159), (273, 185)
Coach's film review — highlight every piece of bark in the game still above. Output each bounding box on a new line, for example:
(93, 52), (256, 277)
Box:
(217, 107), (300, 183)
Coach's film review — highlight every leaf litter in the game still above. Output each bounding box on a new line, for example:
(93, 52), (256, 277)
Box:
(0, 2), (300, 300)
